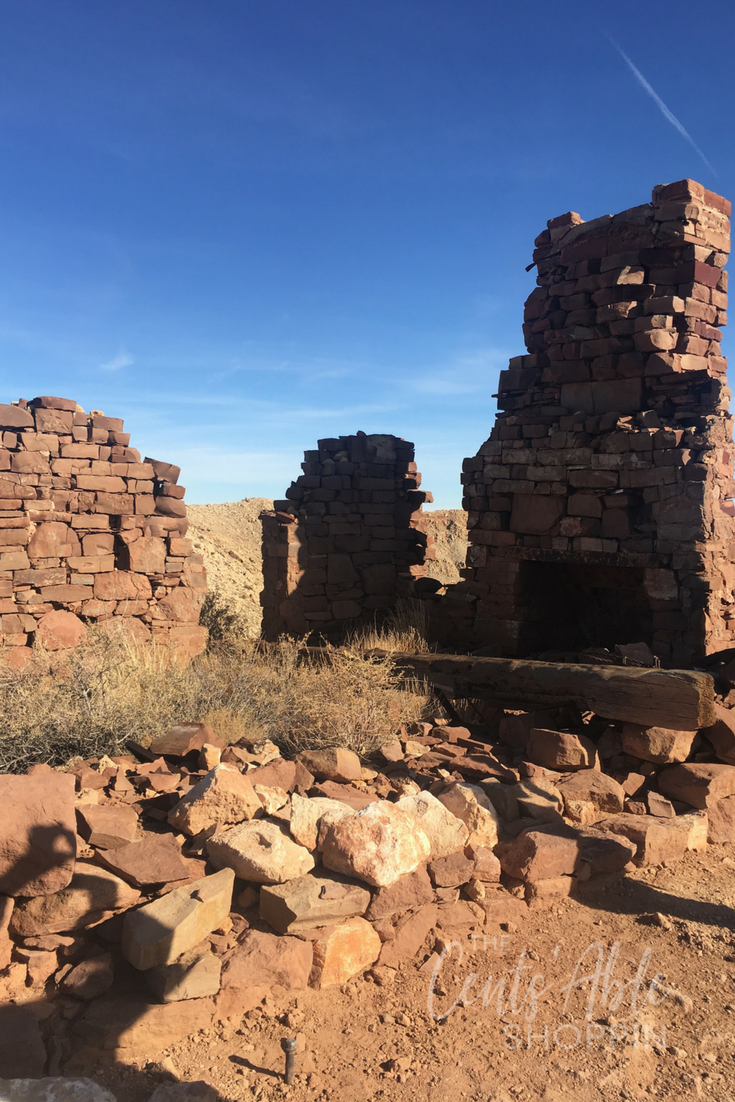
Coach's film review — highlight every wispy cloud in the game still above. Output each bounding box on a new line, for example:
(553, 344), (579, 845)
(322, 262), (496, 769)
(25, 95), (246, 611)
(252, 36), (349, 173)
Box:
(412, 347), (512, 396)
(609, 39), (717, 176)
(99, 350), (133, 372)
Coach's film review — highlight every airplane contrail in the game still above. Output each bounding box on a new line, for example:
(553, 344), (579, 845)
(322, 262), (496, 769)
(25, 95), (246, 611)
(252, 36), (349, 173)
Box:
(609, 38), (717, 177)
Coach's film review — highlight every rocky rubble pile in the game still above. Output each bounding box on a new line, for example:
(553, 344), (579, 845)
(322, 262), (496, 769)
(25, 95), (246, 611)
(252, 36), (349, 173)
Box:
(2, 698), (735, 1078)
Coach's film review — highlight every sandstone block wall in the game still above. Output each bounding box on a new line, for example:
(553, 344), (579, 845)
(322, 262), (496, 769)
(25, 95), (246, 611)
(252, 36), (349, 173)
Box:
(438, 180), (734, 666)
(260, 433), (432, 639)
(0, 395), (207, 664)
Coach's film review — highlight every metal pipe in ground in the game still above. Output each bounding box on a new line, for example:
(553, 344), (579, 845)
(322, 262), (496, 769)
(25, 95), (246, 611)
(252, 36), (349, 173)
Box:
(281, 1037), (298, 1085)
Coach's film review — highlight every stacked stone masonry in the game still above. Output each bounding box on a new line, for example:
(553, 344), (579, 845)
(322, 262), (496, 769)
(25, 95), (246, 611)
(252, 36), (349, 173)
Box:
(440, 180), (734, 666)
(260, 433), (432, 639)
(0, 396), (207, 664)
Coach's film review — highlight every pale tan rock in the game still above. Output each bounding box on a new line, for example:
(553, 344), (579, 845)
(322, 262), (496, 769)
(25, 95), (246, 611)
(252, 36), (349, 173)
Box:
(253, 784), (289, 815)
(207, 820), (314, 884)
(621, 724), (697, 764)
(510, 778), (564, 823)
(320, 801), (430, 888)
(396, 790), (469, 858)
(556, 769), (625, 824)
(436, 782), (500, 847)
(288, 793), (354, 851)
(598, 813), (694, 867)
(122, 868), (234, 970)
(167, 764), (261, 836)
(260, 872), (370, 934)
(309, 917), (381, 988)
(198, 743), (222, 771)
(11, 863), (140, 936)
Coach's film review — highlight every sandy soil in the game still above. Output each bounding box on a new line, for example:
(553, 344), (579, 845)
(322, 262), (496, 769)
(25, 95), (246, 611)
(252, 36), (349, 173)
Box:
(88, 846), (735, 1102)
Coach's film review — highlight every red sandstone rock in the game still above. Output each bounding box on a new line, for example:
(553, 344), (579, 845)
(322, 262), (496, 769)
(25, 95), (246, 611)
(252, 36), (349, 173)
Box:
(556, 770), (625, 824)
(707, 794), (735, 843)
(96, 834), (191, 888)
(11, 863), (140, 935)
(377, 903), (438, 967)
(150, 722), (219, 758)
(76, 804), (138, 849)
(221, 928), (313, 994)
(365, 866), (434, 920)
(526, 728), (598, 771)
(497, 824), (581, 882)
(427, 851), (475, 888)
(0, 773), (76, 897)
(701, 703), (735, 765)
(36, 609), (88, 650)
(60, 952), (115, 999)
(621, 723), (697, 764)
(295, 747), (362, 783)
(657, 762), (735, 809)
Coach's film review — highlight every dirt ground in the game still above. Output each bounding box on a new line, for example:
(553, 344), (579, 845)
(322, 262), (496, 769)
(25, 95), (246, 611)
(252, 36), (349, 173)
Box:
(86, 845), (735, 1102)
(186, 501), (468, 638)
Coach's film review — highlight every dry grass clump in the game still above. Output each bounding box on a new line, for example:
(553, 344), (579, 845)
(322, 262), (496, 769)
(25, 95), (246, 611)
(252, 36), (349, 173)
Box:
(0, 611), (428, 773)
(347, 599), (432, 656)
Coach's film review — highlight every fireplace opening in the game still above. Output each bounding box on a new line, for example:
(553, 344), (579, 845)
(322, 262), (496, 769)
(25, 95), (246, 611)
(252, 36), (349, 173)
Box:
(517, 560), (653, 655)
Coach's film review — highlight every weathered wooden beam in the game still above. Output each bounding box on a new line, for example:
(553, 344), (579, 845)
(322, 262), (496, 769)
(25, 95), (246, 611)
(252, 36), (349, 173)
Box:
(391, 653), (715, 731)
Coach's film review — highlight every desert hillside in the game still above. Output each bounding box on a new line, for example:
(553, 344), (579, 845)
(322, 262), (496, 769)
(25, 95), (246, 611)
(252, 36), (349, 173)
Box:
(187, 500), (468, 636)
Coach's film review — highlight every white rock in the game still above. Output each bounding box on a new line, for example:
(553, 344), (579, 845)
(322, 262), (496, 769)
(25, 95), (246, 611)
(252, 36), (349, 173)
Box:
(320, 801), (430, 887)
(397, 791), (469, 858)
(436, 782), (499, 848)
(288, 793), (353, 851)
(207, 820), (315, 884)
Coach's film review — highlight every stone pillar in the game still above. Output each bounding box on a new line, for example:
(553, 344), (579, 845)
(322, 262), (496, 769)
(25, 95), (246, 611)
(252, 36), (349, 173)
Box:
(260, 432), (431, 640)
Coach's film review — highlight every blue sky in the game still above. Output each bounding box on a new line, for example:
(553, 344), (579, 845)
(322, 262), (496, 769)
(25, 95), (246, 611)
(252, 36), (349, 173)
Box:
(1, 0), (733, 507)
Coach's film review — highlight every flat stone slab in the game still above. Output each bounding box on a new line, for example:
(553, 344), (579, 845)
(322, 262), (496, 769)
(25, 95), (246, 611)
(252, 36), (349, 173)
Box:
(96, 833), (190, 888)
(260, 871), (371, 934)
(122, 868), (234, 970)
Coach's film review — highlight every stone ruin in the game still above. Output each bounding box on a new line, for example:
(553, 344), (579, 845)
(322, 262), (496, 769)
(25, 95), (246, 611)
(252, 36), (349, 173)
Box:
(0, 395), (207, 665)
(260, 433), (432, 640)
(443, 178), (733, 665)
(263, 180), (734, 667)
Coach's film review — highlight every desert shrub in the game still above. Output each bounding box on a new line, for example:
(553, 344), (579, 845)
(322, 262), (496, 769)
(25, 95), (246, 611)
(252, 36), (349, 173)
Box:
(0, 628), (428, 773)
(199, 588), (248, 645)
